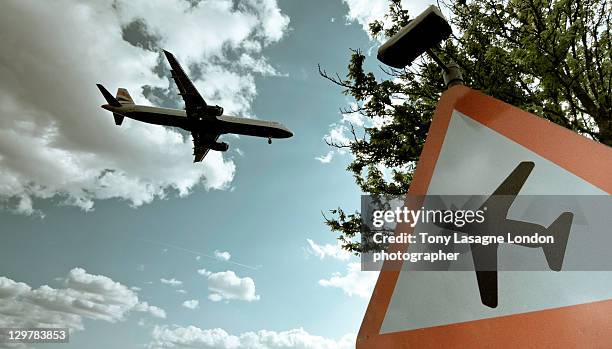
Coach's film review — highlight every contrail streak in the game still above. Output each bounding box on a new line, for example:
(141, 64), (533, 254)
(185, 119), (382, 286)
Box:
(136, 237), (261, 271)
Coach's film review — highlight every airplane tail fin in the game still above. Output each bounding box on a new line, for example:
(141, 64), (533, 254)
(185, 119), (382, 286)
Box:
(96, 84), (125, 126)
(116, 88), (134, 104)
(543, 212), (573, 271)
(96, 84), (121, 107)
(112, 113), (124, 126)
(113, 89), (134, 126)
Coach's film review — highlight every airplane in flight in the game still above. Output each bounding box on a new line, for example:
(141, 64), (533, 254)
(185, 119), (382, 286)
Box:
(96, 50), (293, 162)
(435, 161), (573, 308)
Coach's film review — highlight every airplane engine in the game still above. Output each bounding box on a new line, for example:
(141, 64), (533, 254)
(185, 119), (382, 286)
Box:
(203, 105), (223, 116)
(208, 141), (229, 152)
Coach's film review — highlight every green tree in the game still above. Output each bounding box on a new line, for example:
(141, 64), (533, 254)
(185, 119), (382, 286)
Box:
(320, 0), (612, 254)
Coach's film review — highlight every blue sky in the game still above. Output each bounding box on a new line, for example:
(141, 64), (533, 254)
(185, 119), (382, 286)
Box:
(0, 0), (432, 348)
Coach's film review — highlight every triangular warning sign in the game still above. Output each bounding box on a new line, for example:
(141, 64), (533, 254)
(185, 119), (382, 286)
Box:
(358, 86), (612, 348)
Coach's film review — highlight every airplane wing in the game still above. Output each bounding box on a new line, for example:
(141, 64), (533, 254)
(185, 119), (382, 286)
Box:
(471, 243), (499, 308)
(480, 161), (535, 215)
(469, 161), (534, 308)
(163, 50), (207, 118)
(193, 147), (209, 163)
(192, 131), (219, 163)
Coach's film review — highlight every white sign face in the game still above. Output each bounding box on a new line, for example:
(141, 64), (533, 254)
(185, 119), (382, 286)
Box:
(357, 86), (612, 348)
(381, 110), (611, 334)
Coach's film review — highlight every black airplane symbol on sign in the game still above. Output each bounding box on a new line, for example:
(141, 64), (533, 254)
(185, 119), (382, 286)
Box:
(435, 161), (573, 308)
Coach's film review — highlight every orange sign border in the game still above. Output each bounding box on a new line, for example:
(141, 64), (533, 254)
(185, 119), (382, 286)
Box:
(357, 85), (612, 348)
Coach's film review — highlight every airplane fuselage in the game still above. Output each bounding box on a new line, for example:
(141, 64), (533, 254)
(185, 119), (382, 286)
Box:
(102, 104), (293, 139)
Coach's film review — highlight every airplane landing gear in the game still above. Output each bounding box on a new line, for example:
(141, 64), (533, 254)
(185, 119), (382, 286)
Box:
(268, 137), (272, 144)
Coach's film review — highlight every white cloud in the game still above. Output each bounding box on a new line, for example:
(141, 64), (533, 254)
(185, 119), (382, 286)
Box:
(176, 289), (187, 294)
(160, 278), (182, 287)
(322, 97), (396, 163)
(182, 299), (199, 310)
(320, 115), (356, 163)
(238, 54), (283, 76)
(342, 0), (389, 34)
(149, 325), (355, 349)
(136, 302), (167, 319)
(197, 269), (259, 302)
(324, 124), (352, 148)
(0, 268), (165, 332)
(305, 239), (351, 261)
(342, 0), (433, 40)
(214, 250), (232, 261)
(0, 0), (289, 214)
(341, 111), (367, 126)
(318, 262), (378, 299)
(314, 151), (334, 164)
